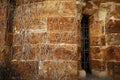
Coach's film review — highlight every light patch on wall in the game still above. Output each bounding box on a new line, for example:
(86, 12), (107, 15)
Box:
(98, 8), (107, 21)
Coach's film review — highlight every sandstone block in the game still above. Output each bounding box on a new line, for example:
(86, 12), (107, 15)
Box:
(90, 60), (106, 71)
(107, 62), (120, 80)
(89, 22), (101, 36)
(13, 45), (36, 60)
(48, 32), (77, 44)
(47, 44), (78, 60)
(38, 60), (78, 80)
(15, 1), (76, 17)
(0, 28), (6, 44)
(47, 17), (77, 31)
(90, 36), (101, 46)
(13, 32), (47, 46)
(104, 46), (120, 61)
(11, 61), (38, 79)
(90, 47), (102, 59)
(106, 20), (120, 33)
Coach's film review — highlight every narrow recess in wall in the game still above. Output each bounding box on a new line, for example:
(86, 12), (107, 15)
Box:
(81, 14), (91, 73)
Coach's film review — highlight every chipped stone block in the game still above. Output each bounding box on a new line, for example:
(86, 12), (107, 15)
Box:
(48, 32), (77, 44)
(11, 61), (38, 79)
(38, 60), (78, 80)
(106, 20), (120, 33)
(47, 17), (77, 31)
(90, 60), (106, 71)
(90, 47), (102, 59)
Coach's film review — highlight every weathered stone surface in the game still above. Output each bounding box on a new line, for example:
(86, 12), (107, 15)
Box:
(110, 4), (120, 19)
(89, 22), (101, 36)
(13, 44), (78, 60)
(26, 32), (47, 44)
(47, 17), (77, 31)
(13, 45), (36, 60)
(107, 62), (120, 80)
(106, 20), (120, 33)
(15, 1), (76, 18)
(12, 61), (38, 79)
(90, 47), (102, 59)
(48, 32), (77, 44)
(90, 36), (101, 46)
(47, 44), (78, 60)
(0, 28), (6, 44)
(39, 60), (78, 80)
(107, 33), (120, 45)
(104, 46), (120, 61)
(0, 3), (7, 28)
(13, 32), (47, 45)
(90, 60), (106, 71)
(0, 47), (3, 64)
(15, 0), (76, 5)
(14, 16), (47, 32)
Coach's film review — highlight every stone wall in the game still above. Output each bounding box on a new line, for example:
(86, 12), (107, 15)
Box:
(88, 0), (120, 79)
(0, 1), (7, 66)
(11, 0), (80, 79)
(0, 0), (120, 80)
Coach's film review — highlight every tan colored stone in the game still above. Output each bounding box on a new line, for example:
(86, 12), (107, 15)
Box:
(90, 60), (106, 71)
(0, 3), (7, 28)
(104, 46), (120, 61)
(15, 1), (76, 18)
(0, 28), (6, 44)
(110, 5), (120, 19)
(12, 61), (38, 79)
(107, 62), (120, 80)
(47, 44), (78, 60)
(13, 32), (47, 45)
(89, 22), (101, 36)
(90, 47), (102, 59)
(90, 36), (101, 46)
(48, 32), (77, 44)
(47, 17), (77, 31)
(39, 60), (78, 80)
(14, 16), (47, 32)
(13, 45), (36, 60)
(107, 33), (120, 45)
(0, 47), (3, 64)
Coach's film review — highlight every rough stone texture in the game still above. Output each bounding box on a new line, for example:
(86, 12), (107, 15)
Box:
(107, 62), (120, 80)
(0, 0), (120, 80)
(12, 0), (79, 79)
(0, 2), (7, 66)
(12, 61), (38, 79)
(38, 60), (78, 80)
(104, 46), (120, 61)
(90, 47), (103, 59)
(90, 60), (106, 71)
(106, 20), (120, 33)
